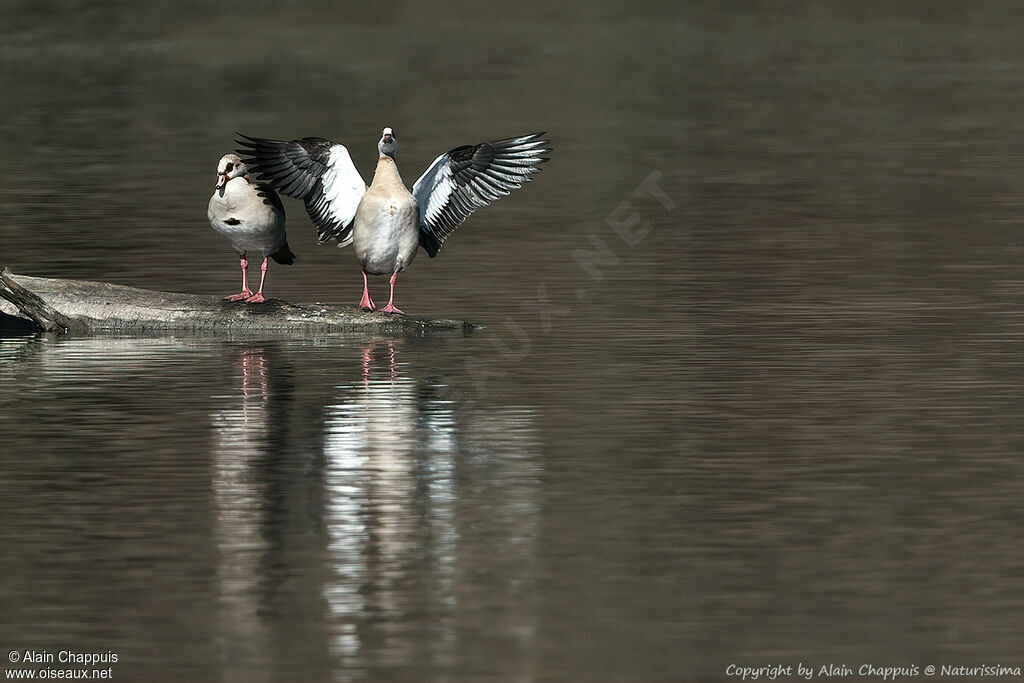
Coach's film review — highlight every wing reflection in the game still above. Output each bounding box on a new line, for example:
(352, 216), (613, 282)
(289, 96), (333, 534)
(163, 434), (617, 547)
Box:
(322, 340), (542, 679)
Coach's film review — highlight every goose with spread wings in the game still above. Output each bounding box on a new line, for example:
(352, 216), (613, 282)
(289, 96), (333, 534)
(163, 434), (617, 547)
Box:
(236, 128), (550, 314)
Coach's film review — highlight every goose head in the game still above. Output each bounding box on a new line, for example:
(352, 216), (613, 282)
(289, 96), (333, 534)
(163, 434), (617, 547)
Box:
(378, 127), (397, 158)
(215, 154), (248, 192)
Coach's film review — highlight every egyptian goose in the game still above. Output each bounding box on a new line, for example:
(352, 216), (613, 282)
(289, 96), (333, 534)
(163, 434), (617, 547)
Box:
(236, 128), (550, 314)
(207, 154), (294, 303)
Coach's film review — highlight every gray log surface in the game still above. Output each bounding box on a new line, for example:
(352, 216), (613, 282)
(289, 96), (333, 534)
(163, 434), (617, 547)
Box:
(0, 269), (476, 335)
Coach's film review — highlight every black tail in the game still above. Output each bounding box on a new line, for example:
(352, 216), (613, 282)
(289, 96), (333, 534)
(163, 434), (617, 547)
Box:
(270, 242), (295, 265)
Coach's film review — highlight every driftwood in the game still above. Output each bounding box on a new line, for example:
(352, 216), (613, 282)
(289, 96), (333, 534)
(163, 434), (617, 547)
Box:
(0, 270), (476, 335)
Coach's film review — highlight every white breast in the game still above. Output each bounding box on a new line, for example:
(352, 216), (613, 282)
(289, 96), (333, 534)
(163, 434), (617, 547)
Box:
(353, 193), (419, 275)
(208, 178), (285, 255)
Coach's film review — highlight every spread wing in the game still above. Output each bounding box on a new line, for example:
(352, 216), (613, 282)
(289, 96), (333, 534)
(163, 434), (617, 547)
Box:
(236, 133), (366, 247)
(412, 132), (550, 257)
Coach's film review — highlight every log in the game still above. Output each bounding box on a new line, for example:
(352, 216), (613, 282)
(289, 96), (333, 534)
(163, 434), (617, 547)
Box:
(0, 269), (477, 335)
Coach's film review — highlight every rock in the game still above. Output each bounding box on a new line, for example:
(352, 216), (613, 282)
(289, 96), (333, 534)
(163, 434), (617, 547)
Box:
(0, 269), (477, 335)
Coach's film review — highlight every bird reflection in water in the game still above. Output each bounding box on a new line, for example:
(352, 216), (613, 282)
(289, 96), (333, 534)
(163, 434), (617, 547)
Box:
(323, 339), (543, 679)
(209, 339), (542, 680)
(211, 344), (280, 683)
(240, 347), (269, 404)
(324, 339), (429, 667)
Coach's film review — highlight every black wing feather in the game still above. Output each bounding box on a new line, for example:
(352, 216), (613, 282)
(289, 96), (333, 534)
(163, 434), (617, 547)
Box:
(255, 183), (287, 219)
(412, 132), (550, 257)
(236, 133), (366, 246)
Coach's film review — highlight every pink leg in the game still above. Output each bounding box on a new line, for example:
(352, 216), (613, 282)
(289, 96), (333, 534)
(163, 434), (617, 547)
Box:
(225, 253), (253, 301)
(244, 258), (269, 303)
(359, 269), (376, 311)
(377, 272), (405, 315)
(361, 346), (371, 382)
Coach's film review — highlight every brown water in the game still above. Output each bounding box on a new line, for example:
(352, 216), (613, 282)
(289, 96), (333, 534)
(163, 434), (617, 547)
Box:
(1, 2), (1022, 681)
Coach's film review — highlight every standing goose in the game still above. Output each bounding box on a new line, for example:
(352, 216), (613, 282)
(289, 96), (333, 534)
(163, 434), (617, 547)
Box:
(236, 128), (550, 314)
(207, 154), (294, 303)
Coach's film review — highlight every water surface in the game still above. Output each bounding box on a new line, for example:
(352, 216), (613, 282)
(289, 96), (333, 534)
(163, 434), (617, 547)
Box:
(0, 2), (1021, 681)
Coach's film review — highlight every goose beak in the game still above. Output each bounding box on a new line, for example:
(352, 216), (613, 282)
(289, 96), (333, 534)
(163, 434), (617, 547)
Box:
(383, 133), (393, 144)
(215, 173), (228, 190)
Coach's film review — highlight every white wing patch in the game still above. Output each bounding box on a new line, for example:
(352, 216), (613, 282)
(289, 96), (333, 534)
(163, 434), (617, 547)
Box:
(413, 154), (456, 226)
(321, 145), (366, 245)
(411, 132), (550, 257)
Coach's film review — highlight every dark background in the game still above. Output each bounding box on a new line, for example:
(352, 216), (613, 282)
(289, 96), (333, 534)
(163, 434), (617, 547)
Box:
(1, 1), (1021, 681)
